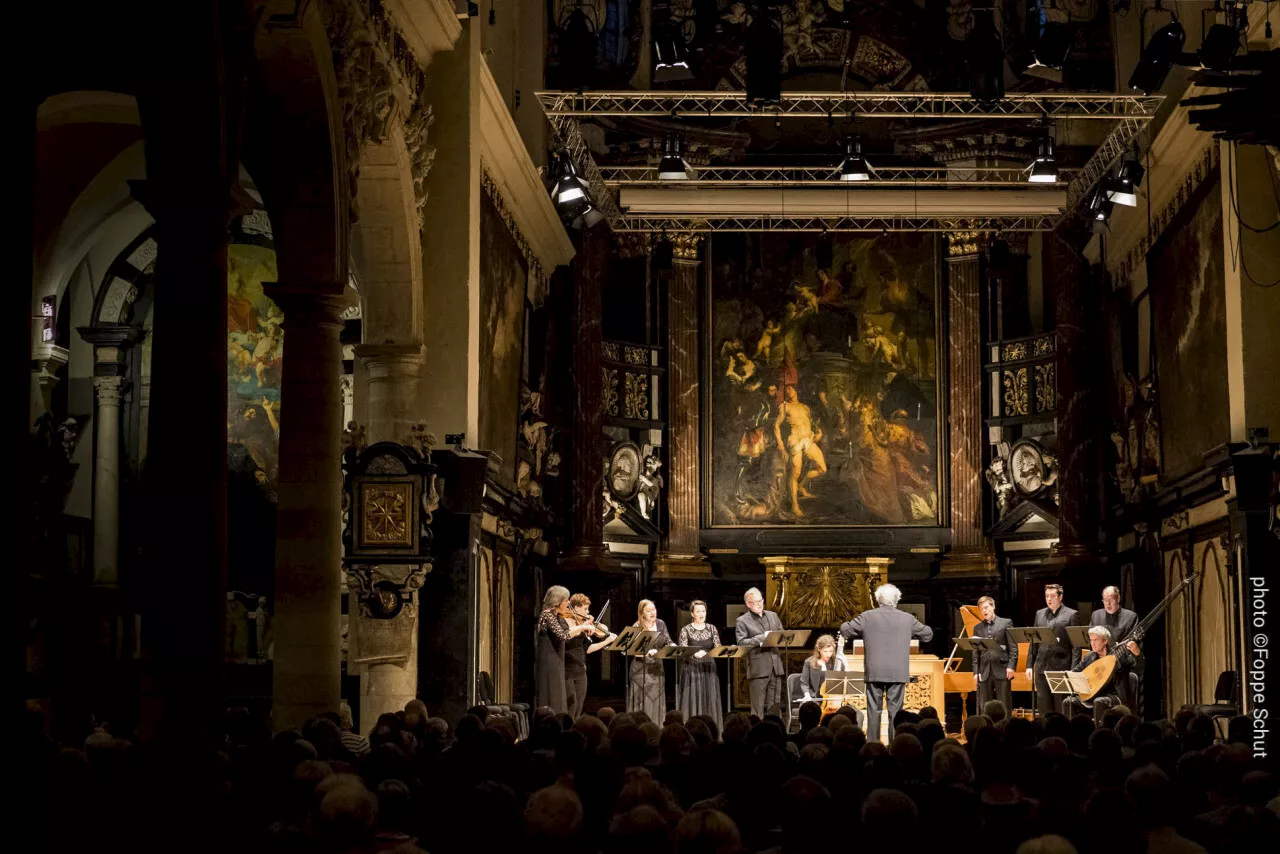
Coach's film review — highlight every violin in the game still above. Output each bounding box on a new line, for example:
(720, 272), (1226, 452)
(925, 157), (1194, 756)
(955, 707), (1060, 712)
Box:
(563, 603), (611, 638)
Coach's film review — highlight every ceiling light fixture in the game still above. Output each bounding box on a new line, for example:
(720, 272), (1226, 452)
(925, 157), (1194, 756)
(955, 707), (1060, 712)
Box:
(839, 136), (873, 182)
(1104, 149), (1145, 206)
(1129, 18), (1186, 93)
(1024, 1), (1073, 82)
(658, 135), (690, 180)
(1088, 184), (1114, 224)
(653, 2), (693, 83)
(1027, 133), (1058, 183)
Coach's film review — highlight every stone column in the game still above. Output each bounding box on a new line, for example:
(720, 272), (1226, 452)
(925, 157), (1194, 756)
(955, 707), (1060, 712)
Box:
(656, 233), (709, 577)
(563, 224), (609, 566)
(271, 292), (347, 731)
(77, 326), (142, 587)
(942, 233), (996, 574)
(352, 342), (425, 729)
(1046, 219), (1103, 567)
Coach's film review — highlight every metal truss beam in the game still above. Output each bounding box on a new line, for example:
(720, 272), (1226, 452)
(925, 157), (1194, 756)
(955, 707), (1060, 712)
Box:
(601, 165), (1075, 187)
(537, 90), (1163, 121)
(1062, 116), (1148, 211)
(613, 215), (1057, 233)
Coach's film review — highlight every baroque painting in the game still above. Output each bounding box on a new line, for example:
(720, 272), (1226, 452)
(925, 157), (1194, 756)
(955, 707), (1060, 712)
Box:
(1149, 170), (1228, 481)
(479, 192), (528, 489)
(707, 232), (940, 526)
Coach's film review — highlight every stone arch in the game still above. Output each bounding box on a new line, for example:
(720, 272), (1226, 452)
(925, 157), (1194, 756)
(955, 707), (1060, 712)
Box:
(244, 1), (349, 291)
(352, 125), (424, 346)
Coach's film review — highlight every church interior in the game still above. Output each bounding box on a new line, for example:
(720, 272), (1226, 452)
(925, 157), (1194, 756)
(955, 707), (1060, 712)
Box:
(18, 1), (1280, 851)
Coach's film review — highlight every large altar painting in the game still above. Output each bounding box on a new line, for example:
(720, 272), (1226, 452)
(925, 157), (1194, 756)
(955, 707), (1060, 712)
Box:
(708, 232), (940, 526)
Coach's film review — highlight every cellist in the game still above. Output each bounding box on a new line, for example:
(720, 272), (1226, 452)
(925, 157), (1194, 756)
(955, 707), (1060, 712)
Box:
(800, 634), (849, 711)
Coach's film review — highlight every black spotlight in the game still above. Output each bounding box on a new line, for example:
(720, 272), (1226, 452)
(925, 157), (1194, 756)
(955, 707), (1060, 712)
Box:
(1087, 184), (1114, 224)
(1199, 21), (1241, 71)
(1026, 134), (1058, 183)
(839, 136), (873, 182)
(1104, 150), (1145, 206)
(1024, 1), (1073, 82)
(968, 8), (1006, 103)
(658, 135), (690, 180)
(745, 3), (782, 105)
(653, 2), (693, 83)
(1128, 19), (1186, 94)
(551, 152), (592, 219)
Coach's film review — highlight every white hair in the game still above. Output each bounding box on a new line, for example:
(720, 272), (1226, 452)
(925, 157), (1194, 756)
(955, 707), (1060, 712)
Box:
(874, 584), (901, 607)
(744, 587), (763, 603)
(1102, 586), (1121, 598)
(1088, 625), (1112, 640)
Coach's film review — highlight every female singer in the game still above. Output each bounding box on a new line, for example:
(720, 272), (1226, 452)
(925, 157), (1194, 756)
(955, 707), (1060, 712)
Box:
(564, 593), (617, 718)
(536, 585), (595, 713)
(628, 599), (673, 720)
(677, 600), (723, 731)
(800, 633), (848, 704)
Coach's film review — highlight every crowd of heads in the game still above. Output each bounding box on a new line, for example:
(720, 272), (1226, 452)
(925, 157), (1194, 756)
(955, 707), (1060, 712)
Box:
(20, 696), (1279, 853)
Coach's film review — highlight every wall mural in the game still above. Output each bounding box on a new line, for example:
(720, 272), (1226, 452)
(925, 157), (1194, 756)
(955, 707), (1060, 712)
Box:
(226, 218), (282, 603)
(1150, 170), (1228, 481)
(479, 193), (528, 490)
(708, 233), (940, 526)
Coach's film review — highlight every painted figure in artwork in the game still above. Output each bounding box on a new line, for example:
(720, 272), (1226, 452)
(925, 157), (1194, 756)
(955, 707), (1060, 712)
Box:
(774, 384), (827, 517)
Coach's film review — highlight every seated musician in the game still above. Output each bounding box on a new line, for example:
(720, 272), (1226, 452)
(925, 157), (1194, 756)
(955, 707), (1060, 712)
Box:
(800, 634), (848, 701)
(1063, 625), (1144, 723)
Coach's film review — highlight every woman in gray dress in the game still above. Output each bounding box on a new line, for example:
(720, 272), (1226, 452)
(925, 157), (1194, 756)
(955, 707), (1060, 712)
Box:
(628, 599), (673, 720)
(677, 599), (722, 731)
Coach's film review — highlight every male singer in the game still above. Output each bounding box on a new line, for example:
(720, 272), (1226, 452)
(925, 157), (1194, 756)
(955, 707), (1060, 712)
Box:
(840, 583), (934, 742)
(971, 595), (1017, 713)
(1090, 586), (1138, 642)
(735, 587), (784, 717)
(1026, 583), (1080, 714)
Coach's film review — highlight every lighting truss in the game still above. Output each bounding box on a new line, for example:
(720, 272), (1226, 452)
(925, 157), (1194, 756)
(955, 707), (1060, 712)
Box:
(601, 165), (1075, 187)
(536, 90), (1163, 120)
(539, 90), (1161, 231)
(613, 215), (1059, 233)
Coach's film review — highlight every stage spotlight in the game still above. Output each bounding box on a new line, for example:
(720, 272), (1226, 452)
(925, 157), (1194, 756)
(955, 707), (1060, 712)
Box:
(658, 135), (690, 180)
(745, 4), (782, 105)
(1027, 135), (1058, 184)
(1024, 2), (1072, 82)
(839, 136), (873, 182)
(551, 152), (588, 207)
(1104, 151), (1145, 206)
(968, 9), (1005, 103)
(571, 203), (607, 230)
(1128, 19), (1185, 94)
(653, 2), (693, 83)
(1199, 21), (1241, 71)
(1087, 184), (1113, 223)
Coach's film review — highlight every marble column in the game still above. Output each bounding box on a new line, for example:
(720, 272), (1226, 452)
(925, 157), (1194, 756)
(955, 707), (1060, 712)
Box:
(942, 233), (996, 574)
(563, 224), (608, 566)
(77, 325), (142, 588)
(271, 291), (347, 731)
(1046, 219), (1103, 567)
(656, 233), (709, 577)
(352, 342), (425, 730)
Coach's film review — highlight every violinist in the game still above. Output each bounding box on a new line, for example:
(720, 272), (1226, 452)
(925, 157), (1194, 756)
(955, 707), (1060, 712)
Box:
(537, 586), (596, 714)
(563, 593), (617, 719)
(800, 634), (848, 709)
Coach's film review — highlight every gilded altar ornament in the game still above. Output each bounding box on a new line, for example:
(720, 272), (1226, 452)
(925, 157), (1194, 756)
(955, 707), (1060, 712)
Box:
(602, 368), (619, 416)
(1001, 341), (1028, 362)
(624, 372), (650, 419)
(787, 565), (865, 629)
(1034, 363), (1056, 412)
(947, 231), (980, 256)
(602, 341), (621, 361)
(1002, 368), (1029, 416)
(671, 232), (704, 261)
(1031, 334), (1055, 357)
(361, 483), (413, 546)
(624, 346), (648, 366)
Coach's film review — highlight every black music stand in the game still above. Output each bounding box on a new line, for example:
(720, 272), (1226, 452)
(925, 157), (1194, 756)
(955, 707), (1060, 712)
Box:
(954, 636), (1001, 653)
(1065, 626), (1094, 649)
(1008, 627), (1058, 646)
(762, 630), (811, 728)
(605, 626), (643, 652)
(709, 645), (748, 717)
(820, 671), (864, 706)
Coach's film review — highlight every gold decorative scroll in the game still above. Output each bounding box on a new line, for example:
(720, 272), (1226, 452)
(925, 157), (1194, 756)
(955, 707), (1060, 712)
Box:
(671, 232), (704, 262)
(946, 231), (981, 257)
(1001, 341), (1028, 361)
(1035, 363), (1056, 412)
(1031, 334), (1055, 357)
(360, 483), (413, 547)
(1002, 368), (1029, 416)
(624, 372), (650, 419)
(602, 368), (619, 416)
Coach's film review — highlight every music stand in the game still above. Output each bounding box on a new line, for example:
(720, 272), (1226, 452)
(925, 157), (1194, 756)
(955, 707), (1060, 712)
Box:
(761, 630), (813, 650)
(1045, 670), (1090, 698)
(709, 645), (748, 659)
(954, 636), (1001, 653)
(626, 630), (660, 656)
(656, 645), (698, 660)
(605, 625), (643, 652)
(1065, 626), (1094, 649)
(1008, 627), (1058, 646)
(820, 671), (863, 702)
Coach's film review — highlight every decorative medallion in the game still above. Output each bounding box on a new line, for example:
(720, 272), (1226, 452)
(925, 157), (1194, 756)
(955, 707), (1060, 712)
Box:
(359, 482), (414, 547)
(607, 441), (642, 501)
(1010, 439), (1053, 496)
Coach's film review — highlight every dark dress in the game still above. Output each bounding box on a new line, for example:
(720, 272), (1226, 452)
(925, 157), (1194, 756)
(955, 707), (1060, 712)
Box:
(628, 619), (672, 720)
(565, 633), (589, 719)
(677, 623), (723, 730)
(536, 608), (571, 713)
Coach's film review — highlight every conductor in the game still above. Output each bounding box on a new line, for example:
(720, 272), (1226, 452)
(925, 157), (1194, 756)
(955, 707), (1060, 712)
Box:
(839, 583), (934, 742)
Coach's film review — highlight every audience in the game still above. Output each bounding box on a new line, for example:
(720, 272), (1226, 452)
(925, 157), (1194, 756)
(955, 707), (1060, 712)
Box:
(22, 697), (1278, 854)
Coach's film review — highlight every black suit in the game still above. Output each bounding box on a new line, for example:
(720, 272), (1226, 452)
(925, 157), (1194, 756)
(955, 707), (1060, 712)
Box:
(971, 616), (1017, 712)
(1028, 605), (1080, 714)
(735, 609), (784, 717)
(1090, 607), (1138, 643)
(840, 605), (934, 741)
